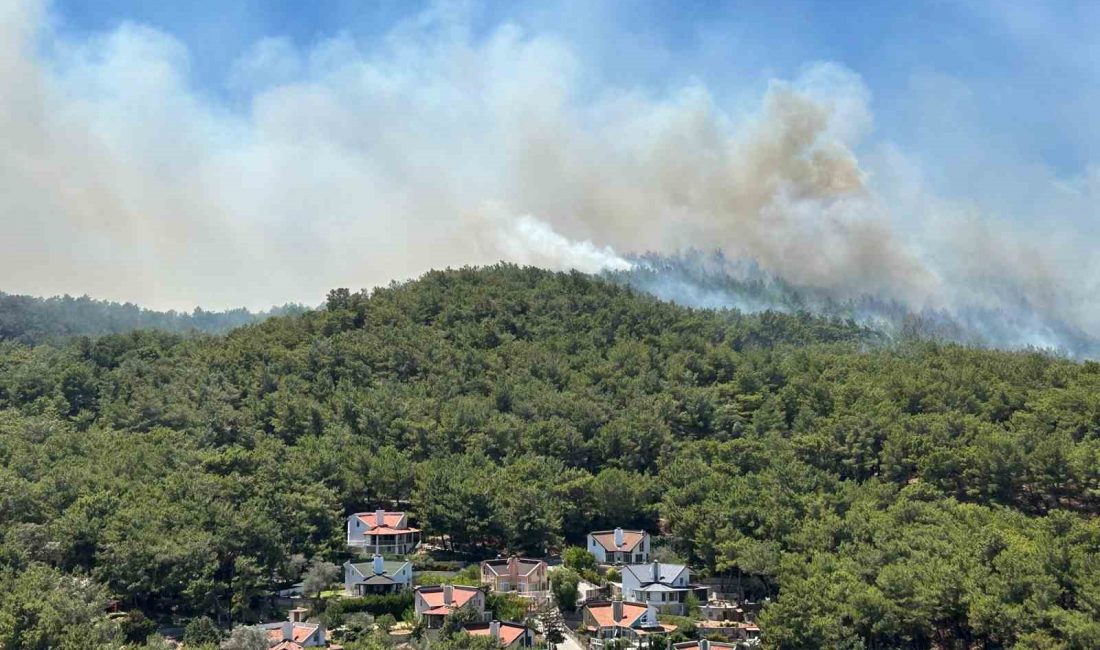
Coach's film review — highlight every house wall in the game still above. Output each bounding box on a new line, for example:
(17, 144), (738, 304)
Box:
(348, 515), (368, 545)
(344, 562), (358, 594)
(586, 536), (608, 564)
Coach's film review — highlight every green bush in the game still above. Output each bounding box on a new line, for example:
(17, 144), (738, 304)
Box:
(324, 592), (415, 627)
(562, 547), (598, 573)
(183, 616), (222, 646)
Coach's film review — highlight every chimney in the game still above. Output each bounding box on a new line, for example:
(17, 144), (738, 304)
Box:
(652, 560), (660, 583)
(612, 599), (623, 623)
(288, 607), (307, 623)
(699, 640), (709, 650)
(489, 621), (501, 639)
(614, 527), (624, 548)
(375, 508), (386, 526)
(443, 584), (453, 605)
(373, 553), (385, 575)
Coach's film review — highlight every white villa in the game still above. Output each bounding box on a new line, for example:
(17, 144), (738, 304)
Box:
(343, 554), (413, 596)
(587, 528), (650, 564)
(346, 509), (421, 555)
(619, 561), (704, 615)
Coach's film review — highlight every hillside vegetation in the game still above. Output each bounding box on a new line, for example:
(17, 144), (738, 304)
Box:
(0, 291), (306, 345)
(1, 265), (1099, 649)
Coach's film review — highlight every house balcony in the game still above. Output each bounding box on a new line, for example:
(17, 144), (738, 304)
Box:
(348, 540), (421, 556)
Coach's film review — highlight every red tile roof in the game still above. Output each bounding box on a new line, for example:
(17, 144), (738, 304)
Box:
(591, 530), (645, 552)
(465, 622), (527, 647)
(355, 512), (420, 535)
(270, 643), (304, 650)
(291, 624), (315, 643)
(585, 602), (649, 628)
(264, 622), (320, 647)
(364, 525), (421, 535)
(418, 586), (480, 610)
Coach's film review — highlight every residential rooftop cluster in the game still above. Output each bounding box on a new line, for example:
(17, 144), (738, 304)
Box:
(225, 511), (760, 650)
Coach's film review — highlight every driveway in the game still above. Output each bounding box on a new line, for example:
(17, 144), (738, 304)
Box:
(557, 631), (586, 650)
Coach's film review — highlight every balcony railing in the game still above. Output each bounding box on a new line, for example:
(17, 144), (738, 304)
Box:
(347, 540), (421, 554)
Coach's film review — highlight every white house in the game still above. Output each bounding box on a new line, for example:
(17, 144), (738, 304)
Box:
(620, 561), (704, 615)
(587, 528), (650, 564)
(343, 554), (413, 596)
(347, 509), (421, 555)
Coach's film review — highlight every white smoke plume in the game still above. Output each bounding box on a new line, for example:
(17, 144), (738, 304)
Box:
(1, 0), (1099, 354)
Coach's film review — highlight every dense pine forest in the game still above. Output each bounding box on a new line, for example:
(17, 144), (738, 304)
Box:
(0, 291), (306, 345)
(1, 265), (1099, 649)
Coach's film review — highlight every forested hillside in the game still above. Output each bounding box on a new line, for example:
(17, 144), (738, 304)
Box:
(1, 265), (1099, 649)
(0, 291), (307, 345)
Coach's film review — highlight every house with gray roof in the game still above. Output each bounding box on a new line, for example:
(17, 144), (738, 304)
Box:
(344, 553), (413, 596)
(619, 561), (707, 614)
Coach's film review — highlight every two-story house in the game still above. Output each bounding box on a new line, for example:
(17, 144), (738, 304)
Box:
(414, 584), (487, 629)
(581, 600), (672, 642)
(587, 528), (650, 564)
(619, 561), (705, 615)
(343, 554), (413, 596)
(480, 556), (549, 604)
(346, 509), (421, 555)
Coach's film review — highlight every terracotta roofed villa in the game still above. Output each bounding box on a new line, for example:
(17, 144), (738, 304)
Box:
(587, 527), (651, 564)
(346, 509), (421, 555)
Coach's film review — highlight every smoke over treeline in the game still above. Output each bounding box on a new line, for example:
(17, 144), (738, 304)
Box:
(607, 251), (1100, 358)
(1, 1), (1098, 356)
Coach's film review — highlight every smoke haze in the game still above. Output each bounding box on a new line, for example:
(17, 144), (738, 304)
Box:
(2, 0), (1099, 355)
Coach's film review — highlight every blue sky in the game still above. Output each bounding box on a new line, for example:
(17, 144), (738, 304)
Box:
(48, 0), (1099, 177)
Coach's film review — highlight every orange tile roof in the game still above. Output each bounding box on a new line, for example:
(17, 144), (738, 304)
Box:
(591, 531), (645, 552)
(365, 525), (421, 535)
(465, 622), (527, 647)
(585, 602), (649, 628)
(291, 624), (315, 643)
(418, 586), (480, 609)
(355, 512), (419, 535)
(270, 643), (304, 650)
